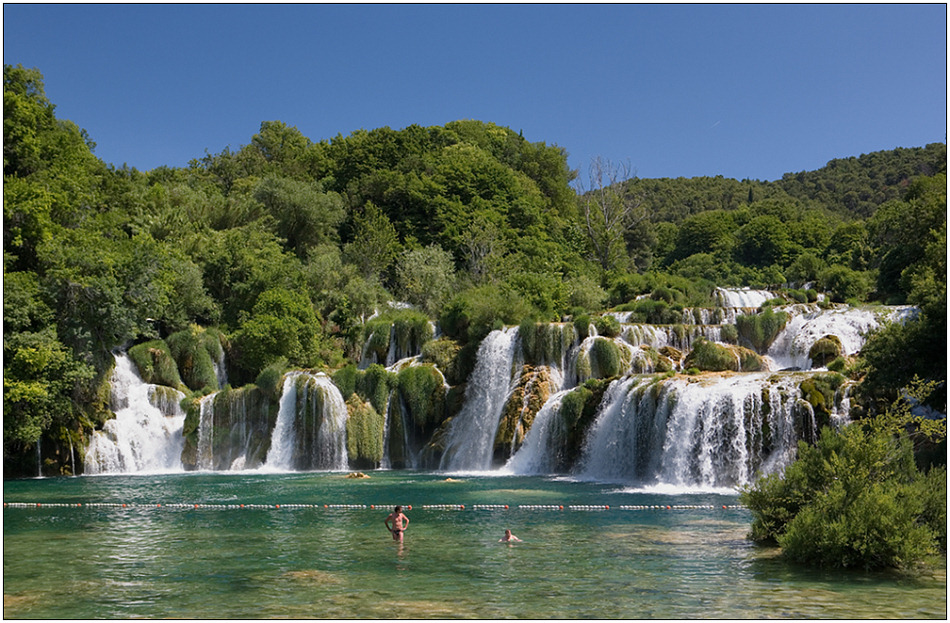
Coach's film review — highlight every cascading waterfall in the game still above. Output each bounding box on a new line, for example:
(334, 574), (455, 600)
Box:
(264, 372), (348, 471)
(196, 394), (216, 470)
(439, 327), (520, 471)
(573, 373), (812, 489)
(81, 288), (916, 482)
(85, 354), (186, 474)
(502, 390), (571, 474)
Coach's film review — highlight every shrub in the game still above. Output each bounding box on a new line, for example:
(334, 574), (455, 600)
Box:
(332, 364), (358, 401)
(736, 308), (789, 353)
(345, 395), (384, 467)
(594, 315), (621, 338)
(588, 337), (623, 378)
(396, 364), (446, 431)
(167, 325), (223, 391)
(719, 324), (738, 344)
(254, 358), (288, 402)
(740, 422), (945, 569)
(421, 338), (460, 373)
(809, 335), (842, 367)
(355, 364), (396, 415)
(684, 338), (735, 372)
(127, 340), (183, 389)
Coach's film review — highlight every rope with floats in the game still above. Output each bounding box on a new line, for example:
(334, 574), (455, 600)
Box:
(4, 502), (744, 511)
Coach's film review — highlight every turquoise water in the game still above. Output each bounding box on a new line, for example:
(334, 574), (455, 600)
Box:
(4, 472), (946, 619)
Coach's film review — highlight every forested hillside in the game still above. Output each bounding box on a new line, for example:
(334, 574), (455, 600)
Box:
(4, 64), (946, 476)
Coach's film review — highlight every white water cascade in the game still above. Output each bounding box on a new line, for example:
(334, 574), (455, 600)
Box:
(502, 390), (571, 475)
(264, 372), (349, 471)
(85, 354), (186, 474)
(574, 373), (811, 489)
(439, 327), (521, 471)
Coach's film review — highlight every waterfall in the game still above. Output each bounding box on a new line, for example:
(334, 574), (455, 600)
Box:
(264, 372), (348, 471)
(439, 327), (520, 471)
(767, 305), (902, 370)
(85, 354), (186, 474)
(503, 390), (571, 474)
(576, 373), (811, 489)
(196, 393), (216, 470)
(264, 372), (305, 470)
(716, 287), (774, 308)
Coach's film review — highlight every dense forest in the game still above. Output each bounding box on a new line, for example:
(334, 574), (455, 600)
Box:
(3, 64), (947, 478)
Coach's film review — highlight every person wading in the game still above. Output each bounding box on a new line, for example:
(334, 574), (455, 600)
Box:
(384, 505), (409, 542)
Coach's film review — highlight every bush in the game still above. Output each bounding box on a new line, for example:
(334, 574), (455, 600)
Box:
(167, 325), (223, 391)
(588, 337), (623, 379)
(719, 324), (738, 344)
(594, 314), (621, 338)
(396, 364), (446, 431)
(736, 308), (789, 353)
(127, 340), (183, 389)
(421, 338), (460, 374)
(254, 358), (288, 402)
(740, 423), (945, 569)
(684, 338), (736, 372)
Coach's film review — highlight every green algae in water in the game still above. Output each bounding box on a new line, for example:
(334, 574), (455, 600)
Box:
(3, 472), (946, 619)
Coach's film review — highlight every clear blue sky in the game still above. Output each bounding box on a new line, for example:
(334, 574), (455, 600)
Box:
(3, 3), (946, 182)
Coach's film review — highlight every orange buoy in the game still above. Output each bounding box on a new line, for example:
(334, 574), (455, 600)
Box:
(605, 505), (610, 510)
(558, 505), (563, 510)
(504, 505), (509, 509)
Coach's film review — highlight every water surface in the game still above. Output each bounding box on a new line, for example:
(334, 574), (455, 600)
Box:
(4, 472), (946, 619)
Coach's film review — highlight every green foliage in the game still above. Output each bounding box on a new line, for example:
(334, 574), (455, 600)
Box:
(735, 308), (789, 353)
(166, 325), (224, 392)
(355, 364), (396, 416)
(396, 364), (446, 432)
(233, 288), (327, 379)
(3, 327), (94, 449)
(741, 421), (944, 569)
(394, 244), (457, 315)
(808, 335), (842, 368)
(345, 395), (384, 467)
(421, 338), (460, 375)
(684, 338), (736, 372)
(332, 364), (358, 401)
(127, 340), (183, 389)
(818, 265), (871, 303)
(594, 314), (621, 338)
(586, 337), (623, 379)
(254, 358), (288, 402)
(719, 324), (738, 344)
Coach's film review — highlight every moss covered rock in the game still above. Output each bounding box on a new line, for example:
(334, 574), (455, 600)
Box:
(167, 325), (227, 392)
(127, 340), (185, 390)
(684, 338), (765, 372)
(809, 334), (843, 368)
(345, 395), (384, 469)
(736, 308), (789, 353)
(494, 365), (556, 460)
(395, 364), (446, 433)
(577, 337), (627, 381)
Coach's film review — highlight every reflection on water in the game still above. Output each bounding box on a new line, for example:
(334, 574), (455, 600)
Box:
(3, 472), (946, 619)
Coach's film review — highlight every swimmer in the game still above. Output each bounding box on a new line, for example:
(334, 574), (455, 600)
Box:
(384, 505), (409, 542)
(499, 529), (522, 543)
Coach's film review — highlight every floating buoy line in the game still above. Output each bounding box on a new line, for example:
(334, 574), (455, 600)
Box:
(3, 501), (744, 511)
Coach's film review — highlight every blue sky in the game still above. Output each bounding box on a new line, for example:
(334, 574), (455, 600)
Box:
(3, 4), (946, 182)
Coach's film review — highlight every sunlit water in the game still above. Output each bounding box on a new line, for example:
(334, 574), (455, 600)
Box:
(3, 472), (946, 619)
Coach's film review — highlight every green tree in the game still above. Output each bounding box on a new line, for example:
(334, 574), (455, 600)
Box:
(394, 244), (457, 315)
(343, 201), (400, 280)
(253, 175), (345, 259)
(232, 288), (326, 377)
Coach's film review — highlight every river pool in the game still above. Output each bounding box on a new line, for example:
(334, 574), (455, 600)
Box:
(3, 471), (946, 619)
